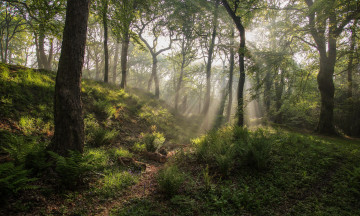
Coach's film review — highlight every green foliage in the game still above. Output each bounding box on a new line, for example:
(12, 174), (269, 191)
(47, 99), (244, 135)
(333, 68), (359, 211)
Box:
(346, 166), (360, 199)
(157, 165), (185, 197)
(193, 126), (272, 176)
(202, 165), (213, 192)
(244, 129), (272, 170)
(1, 132), (47, 164)
(85, 114), (118, 147)
(0, 162), (37, 202)
(48, 151), (94, 190)
(97, 170), (137, 198)
(93, 100), (116, 120)
(139, 129), (165, 152)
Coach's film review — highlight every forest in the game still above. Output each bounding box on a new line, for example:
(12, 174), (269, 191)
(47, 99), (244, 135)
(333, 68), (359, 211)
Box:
(0, 0), (359, 215)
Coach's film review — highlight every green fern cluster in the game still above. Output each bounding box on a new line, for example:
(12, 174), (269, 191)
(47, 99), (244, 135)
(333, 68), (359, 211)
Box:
(157, 165), (185, 197)
(193, 127), (272, 176)
(0, 162), (37, 203)
(48, 151), (94, 190)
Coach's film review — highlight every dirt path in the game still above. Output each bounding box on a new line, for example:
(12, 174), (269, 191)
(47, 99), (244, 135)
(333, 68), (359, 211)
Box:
(99, 160), (164, 215)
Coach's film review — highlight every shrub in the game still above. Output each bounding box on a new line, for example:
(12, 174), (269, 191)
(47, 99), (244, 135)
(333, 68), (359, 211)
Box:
(193, 128), (237, 176)
(93, 100), (116, 119)
(140, 131), (165, 152)
(87, 127), (118, 147)
(1, 133), (46, 164)
(157, 165), (185, 197)
(0, 162), (37, 203)
(85, 114), (118, 147)
(245, 129), (272, 170)
(48, 151), (93, 190)
(98, 170), (137, 197)
(346, 166), (360, 199)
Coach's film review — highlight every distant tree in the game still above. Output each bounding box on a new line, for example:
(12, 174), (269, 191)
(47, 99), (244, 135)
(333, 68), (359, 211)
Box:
(49, 0), (90, 156)
(136, 3), (175, 98)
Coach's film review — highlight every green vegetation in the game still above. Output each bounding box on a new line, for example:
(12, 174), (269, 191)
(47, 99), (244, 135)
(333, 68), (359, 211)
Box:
(0, 64), (198, 214)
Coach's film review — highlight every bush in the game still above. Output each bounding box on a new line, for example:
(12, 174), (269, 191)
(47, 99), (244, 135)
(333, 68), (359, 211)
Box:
(49, 151), (94, 190)
(192, 127), (272, 175)
(93, 100), (116, 120)
(245, 129), (272, 170)
(98, 170), (137, 197)
(157, 165), (185, 197)
(1, 132), (47, 164)
(193, 127), (238, 176)
(140, 130), (165, 152)
(0, 162), (37, 203)
(85, 114), (118, 147)
(346, 166), (360, 199)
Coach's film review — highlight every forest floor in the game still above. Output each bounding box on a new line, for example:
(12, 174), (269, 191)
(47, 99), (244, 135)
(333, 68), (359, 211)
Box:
(1, 63), (360, 216)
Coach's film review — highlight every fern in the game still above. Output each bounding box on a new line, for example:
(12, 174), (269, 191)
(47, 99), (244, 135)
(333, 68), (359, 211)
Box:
(48, 151), (94, 190)
(0, 162), (37, 203)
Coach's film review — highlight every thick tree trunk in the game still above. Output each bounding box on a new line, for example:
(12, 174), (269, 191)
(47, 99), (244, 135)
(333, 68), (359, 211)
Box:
(112, 42), (120, 83)
(316, 55), (335, 134)
(49, 0), (90, 156)
(102, 0), (109, 83)
(203, 0), (220, 115)
(120, 32), (130, 89)
(226, 28), (234, 123)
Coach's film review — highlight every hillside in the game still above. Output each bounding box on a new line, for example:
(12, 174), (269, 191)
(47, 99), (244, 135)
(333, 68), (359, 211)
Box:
(0, 63), (199, 215)
(1, 63), (360, 216)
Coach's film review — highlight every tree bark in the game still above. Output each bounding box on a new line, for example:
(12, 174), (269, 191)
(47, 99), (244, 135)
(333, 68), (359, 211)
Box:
(120, 31), (130, 89)
(102, 0), (109, 83)
(49, 0), (90, 156)
(203, 0), (220, 115)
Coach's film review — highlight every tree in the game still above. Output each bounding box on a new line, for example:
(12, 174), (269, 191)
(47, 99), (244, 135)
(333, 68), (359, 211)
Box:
(302, 0), (360, 134)
(221, 0), (247, 127)
(49, 0), (90, 156)
(202, 0), (220, 115)
(136, 7), (175, 98)
(101, 0), (109, 83)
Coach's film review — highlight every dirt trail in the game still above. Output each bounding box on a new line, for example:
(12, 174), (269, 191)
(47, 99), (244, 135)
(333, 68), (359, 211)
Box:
(99, 154), (174, 215)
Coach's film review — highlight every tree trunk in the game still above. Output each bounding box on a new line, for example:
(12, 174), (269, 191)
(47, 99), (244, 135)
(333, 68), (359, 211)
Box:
(237, 29), (246, 127)
(175, 61), (185, 112)
(274, 69), (284, 123)
(347, 19), (357, 99)
(153, 58), (160, 98)
(46, 39), (54, 70)
(102, 0), (109, 83)
(38, 24), (48, 69)
(112, 42), (120, 83)
(214, 79), (229, 129)
(203, 0), (220, 115)
(120, 31), (130, 89)
(316, 54), (335, 134)
(226, 27), (234, 123)
(49, 0), (90, 156)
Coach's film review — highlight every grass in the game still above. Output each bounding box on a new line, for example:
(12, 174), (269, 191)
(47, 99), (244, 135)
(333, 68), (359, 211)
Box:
(115, 128), (360, 216)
